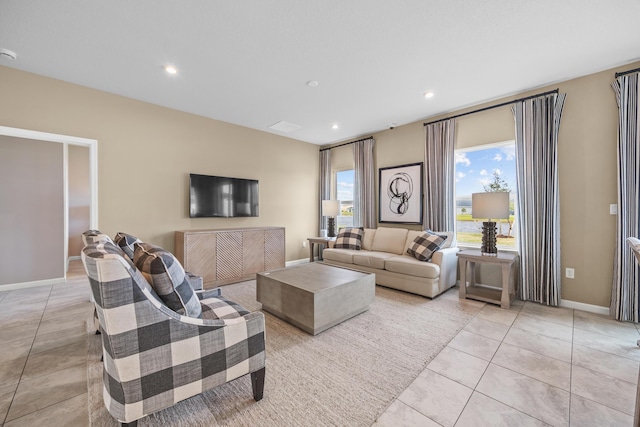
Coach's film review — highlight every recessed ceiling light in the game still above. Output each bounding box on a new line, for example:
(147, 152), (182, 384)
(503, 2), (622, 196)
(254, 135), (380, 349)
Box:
(306, 80), (319, 87)
(332, 124), (339, 130)
(165, 65), (178, 75)
(424, 91), (435, 99)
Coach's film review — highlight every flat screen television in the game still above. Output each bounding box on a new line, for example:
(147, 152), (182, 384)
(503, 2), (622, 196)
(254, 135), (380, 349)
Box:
(189, 173), (259, 218)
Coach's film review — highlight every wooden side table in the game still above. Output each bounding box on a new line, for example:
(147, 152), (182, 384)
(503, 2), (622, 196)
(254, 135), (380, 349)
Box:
(307, 237), (335, 262)
(457, 249), (519, 309)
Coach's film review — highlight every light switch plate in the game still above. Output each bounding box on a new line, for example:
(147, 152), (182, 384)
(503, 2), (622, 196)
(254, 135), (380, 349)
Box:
(565, 268), (575, 279)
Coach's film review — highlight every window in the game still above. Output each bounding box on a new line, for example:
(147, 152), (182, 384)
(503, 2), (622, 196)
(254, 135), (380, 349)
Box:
(455, 141), (517, 249)
(335, 169), (354, 229)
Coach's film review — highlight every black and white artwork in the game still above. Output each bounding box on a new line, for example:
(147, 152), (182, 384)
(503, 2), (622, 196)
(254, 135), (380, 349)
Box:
(379, 162), (423, 224)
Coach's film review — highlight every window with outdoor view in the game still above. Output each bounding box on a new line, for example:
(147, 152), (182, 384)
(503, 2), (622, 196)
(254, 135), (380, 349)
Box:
(335, 169), (354, 229)
(455, 141), (517, 249)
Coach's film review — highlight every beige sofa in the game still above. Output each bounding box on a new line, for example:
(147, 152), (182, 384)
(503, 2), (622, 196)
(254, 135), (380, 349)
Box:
(322, 227), (459, 298)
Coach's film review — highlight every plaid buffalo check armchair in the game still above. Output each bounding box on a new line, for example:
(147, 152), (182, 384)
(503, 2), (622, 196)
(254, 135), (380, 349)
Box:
(82, 240), (266, 427)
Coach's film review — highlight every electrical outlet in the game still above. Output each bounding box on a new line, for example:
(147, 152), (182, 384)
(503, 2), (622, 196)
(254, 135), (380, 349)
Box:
(610, 204), (618, 215)
(302, 240), (307, 248)
(565, 268), (575, 279)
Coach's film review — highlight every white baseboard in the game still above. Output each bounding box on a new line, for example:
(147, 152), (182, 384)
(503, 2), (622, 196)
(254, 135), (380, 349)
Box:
(560, 299), (610, 316)
(286, 258), (311, 267)
(0, 277), (64, 292)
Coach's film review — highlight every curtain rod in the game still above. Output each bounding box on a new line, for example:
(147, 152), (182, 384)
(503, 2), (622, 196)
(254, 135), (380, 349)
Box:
(319, 136), (373, 152)
(423, 88), (559, 127)
(615, 67), (640, 78)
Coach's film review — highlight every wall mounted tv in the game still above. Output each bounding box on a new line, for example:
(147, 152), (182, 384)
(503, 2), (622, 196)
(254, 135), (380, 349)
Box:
(189, 173), (259, 218)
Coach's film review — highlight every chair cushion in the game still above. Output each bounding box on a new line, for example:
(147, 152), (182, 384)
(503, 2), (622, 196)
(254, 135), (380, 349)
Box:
(371, 227), (409, 254)
(133, 242), (202, 318)
(200, 296), (250, 320)
(334, 227), (364, 250)
(406, 230), (447, 261)
(114, 232), (143, 260)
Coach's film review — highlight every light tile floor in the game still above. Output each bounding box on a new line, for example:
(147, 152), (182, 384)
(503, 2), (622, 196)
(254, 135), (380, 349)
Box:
(374, 297), (640, 427)
(1, 261), (638, 426)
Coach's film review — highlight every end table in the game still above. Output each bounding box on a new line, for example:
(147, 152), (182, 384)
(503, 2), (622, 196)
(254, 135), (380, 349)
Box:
(307, 237), (335, 262)
(457, 249), (519, 309)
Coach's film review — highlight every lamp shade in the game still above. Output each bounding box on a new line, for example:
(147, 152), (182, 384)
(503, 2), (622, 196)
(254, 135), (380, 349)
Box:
(322, 200), (340, 217)
(471, 192), (509, 220)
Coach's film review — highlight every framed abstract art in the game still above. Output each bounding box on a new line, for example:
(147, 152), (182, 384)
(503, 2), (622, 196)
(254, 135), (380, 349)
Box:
(378, 162), (423, 224)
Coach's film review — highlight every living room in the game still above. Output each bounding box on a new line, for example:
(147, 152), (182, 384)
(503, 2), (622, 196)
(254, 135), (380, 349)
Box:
(1, 2), (640, 426)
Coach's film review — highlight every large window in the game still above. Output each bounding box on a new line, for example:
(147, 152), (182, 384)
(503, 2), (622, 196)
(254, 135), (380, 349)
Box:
(335, 169), (354, 229)
(455, 141), (517, 249)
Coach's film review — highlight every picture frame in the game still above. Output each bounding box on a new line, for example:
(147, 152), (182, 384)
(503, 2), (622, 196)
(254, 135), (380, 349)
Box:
(378, 162), (423, 224)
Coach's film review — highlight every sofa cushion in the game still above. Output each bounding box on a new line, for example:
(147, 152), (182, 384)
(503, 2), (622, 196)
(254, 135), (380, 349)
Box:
(435, 231), (456, 249)
(406, 230), (447, 261)
(362, 228), (377, 251)
(403, 230), (424, 254)
(385, 255), (440, 279)
(334, 227), (364, 250)
(371, 227), (409, 255)
(353, 251), (395, 269)
(114, 232), (143, 260)
(134, 242), (202, 318)
(322, 248), (358, 264)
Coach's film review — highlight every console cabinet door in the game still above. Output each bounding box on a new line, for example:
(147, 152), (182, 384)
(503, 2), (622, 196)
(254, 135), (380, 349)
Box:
(182, 232), (217, 284)
(216, 231), (243, 281)
(265, 228), (285, 271)
(243, 230), (265, 275)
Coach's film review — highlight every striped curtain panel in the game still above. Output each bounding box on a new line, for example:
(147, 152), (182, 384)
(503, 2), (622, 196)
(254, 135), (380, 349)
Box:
(353, 138), (376, 228)
(319, 149), (331, 234)
(512, 93), (566, 306)
(424, 119), (456, 231)
(611, 73), (640, 322)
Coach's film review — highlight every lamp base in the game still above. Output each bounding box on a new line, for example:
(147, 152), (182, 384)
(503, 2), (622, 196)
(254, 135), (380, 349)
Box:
(481, 221), (498, 256)
(327, 217), (336, 238)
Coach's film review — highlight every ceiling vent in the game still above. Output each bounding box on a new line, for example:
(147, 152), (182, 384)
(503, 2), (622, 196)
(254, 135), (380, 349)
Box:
(269, 121), (301, 133)
(0, 48), (17, 60)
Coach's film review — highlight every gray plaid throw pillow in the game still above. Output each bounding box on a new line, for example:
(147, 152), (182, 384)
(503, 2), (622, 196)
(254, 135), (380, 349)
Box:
(114, 232), (143, 260)
(334, 227), (364, 250)
(134, 242), (202, 318)
(407, 230), (447, 262)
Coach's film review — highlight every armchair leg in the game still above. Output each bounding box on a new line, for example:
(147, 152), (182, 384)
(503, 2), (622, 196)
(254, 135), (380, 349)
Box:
(251, 367), (265, 401)
(121, 422), (137, 427)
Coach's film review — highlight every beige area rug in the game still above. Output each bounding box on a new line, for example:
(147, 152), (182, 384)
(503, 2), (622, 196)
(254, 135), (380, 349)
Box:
(88, 281), (482, 426)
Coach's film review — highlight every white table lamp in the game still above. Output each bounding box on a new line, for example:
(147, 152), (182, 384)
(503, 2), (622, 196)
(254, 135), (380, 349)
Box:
(322, 200), (340, 237)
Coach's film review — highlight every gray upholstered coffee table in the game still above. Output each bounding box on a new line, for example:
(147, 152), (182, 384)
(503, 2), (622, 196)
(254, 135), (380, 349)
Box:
(256, 262), (375, 335)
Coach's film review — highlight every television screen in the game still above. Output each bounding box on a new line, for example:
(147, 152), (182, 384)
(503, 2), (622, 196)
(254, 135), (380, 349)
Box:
(189, 174), (259, 218)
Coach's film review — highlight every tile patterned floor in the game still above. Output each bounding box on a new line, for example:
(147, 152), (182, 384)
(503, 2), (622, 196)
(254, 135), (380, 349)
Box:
(1, 261), (638, 426)
(374, 298), (640, 427)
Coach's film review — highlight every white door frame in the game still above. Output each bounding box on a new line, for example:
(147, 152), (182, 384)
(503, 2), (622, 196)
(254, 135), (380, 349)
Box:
(0, 125), (98, 281)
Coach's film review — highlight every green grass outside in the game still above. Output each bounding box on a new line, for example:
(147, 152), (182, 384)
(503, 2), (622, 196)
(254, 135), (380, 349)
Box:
(457, 232), (516, 247)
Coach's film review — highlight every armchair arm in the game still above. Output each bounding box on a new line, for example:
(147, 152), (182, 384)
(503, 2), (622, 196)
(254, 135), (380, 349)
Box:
(196, 287), (221, 300)
(431, 247), (460, 288)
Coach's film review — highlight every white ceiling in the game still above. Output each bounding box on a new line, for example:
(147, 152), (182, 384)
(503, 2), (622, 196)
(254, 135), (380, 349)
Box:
(1, 1), (639, 145)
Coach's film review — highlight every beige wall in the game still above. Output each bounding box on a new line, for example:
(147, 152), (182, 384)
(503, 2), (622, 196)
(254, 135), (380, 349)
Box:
(0, 136), (65, 285)
(0, 66), (319, 263)
(367, 61), (640, 308)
